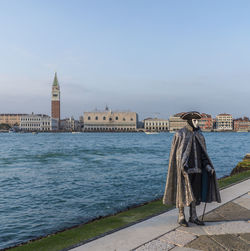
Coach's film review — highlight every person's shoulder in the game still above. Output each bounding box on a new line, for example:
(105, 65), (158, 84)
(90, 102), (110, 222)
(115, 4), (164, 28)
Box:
(175, 127), (186, 138)
(196, 127), (204, 136)
(196, 128), (206, 140)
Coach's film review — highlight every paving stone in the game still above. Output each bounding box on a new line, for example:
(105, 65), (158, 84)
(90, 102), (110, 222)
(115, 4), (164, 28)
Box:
(233, 193), (250, 210)
(199, 210), (224, 222)
(185, 235), (226, 251)
(177, 224), (207, 236)
(238, 233), (250, 244)
(160, 230), (196, 247)
(211, 234), (250, 251)
(219, 202), (250, 220)
(171, 247), (201, 251)
(202, 220), (250, 235)
(202, 201), (250, 221)
(134, 239), (175, 251)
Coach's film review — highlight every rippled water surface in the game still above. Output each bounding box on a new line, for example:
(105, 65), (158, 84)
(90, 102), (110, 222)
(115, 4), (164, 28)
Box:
(0, 132), (249, 249)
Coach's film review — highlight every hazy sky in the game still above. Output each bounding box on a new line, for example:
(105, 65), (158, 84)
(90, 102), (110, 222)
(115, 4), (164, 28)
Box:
(0, 0), (250, 120)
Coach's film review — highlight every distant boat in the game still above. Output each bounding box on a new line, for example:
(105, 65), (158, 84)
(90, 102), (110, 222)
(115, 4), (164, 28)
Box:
(72, 132), (81, 134)
(144, 131), (159, 135)
(32, 132), (38, 135)
(9, 128), (17, 133)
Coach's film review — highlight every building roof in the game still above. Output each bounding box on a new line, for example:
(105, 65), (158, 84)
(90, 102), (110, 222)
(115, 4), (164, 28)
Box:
(217, 113), (232, 116)
(143, 118), (168, 121)
(200, 113), (212, 118)
(0, 114), (28, 116)
(234, 117), (250, 122)
(22, 114), (50, 117)
(53, 72), (59, 86)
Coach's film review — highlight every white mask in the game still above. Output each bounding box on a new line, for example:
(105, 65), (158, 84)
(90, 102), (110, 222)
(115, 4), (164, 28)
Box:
(192, 119), (199, 128)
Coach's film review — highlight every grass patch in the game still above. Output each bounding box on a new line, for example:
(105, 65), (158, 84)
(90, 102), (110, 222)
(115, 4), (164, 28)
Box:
(218, 170), (250, 188)
(8, 171), (250, 251)
(8, 200), (172, 251)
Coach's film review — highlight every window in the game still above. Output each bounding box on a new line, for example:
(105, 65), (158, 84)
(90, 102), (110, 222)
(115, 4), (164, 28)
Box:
(115, 116), (118, 120)
(123, 118), (126, 121)
(103, 116), (106, 120)
(109, 117), (112, 121)
(95, 116), (98, 120)
(130, 118), (133, 121)
(88, 116), (91, 120)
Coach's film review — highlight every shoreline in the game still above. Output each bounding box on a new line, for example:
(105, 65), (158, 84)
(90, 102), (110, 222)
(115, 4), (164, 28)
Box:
(5, 167), (250, 251)
(1, 130), (250, 133)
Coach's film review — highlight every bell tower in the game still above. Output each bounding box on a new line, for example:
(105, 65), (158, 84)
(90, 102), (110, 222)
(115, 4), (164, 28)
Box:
(51, 72), (60, 129)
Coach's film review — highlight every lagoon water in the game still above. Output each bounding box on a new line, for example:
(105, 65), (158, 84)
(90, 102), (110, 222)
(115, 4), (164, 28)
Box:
(0, 132), (249, 249)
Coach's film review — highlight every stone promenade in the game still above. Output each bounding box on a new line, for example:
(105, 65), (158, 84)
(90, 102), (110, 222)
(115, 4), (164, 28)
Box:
(71, 179), (250, 251)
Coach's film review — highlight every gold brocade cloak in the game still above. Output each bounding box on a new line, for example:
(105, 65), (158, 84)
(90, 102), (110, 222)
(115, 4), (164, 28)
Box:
(163, 124), (221, 208)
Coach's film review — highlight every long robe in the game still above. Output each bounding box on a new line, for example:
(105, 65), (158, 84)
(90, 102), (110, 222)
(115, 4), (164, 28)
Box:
(163, 124), (221, 208)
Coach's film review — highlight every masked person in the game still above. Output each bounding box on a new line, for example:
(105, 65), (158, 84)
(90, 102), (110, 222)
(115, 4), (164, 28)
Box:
(163, 111), (221, 227)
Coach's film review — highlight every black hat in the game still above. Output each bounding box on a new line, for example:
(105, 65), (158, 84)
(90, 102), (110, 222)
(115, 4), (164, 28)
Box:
(180, 111), (202, 120)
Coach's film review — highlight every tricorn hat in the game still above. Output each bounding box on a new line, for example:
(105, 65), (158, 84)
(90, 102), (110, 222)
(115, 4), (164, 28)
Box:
(181, 111), (202, 120)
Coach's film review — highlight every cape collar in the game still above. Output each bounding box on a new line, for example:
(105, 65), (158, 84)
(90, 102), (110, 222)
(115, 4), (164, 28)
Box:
(185, 123), (194, 132)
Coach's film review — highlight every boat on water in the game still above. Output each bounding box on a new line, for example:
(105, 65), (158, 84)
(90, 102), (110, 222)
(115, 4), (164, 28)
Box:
(9, 128), (17, 133)
(32, 132), (38, 134)
(144, 131), (159, 135)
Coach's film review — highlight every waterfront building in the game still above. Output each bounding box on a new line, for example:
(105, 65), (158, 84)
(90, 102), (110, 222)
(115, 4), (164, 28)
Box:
(51, 73), (60, 130)
(216, 113), (233, 131)
(144, 118), (168, 131)
(169, 112), (186, 131)
(60, 117), (81, 131)
(234, 117), (250, 132)
(79, 116), (84, 131)
(137, 121), (144, 129)
(0, 114), (27, 127)
(212, 118), (217, 130)
(83, 107), (138, 132)
(20, 113), (52, 131)
(199, 113), (213, 131)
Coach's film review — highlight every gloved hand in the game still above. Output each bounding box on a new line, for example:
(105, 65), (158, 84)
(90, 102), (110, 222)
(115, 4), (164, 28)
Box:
(205, 164), (214, 175)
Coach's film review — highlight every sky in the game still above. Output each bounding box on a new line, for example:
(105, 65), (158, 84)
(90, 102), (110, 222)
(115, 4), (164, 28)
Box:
(0, 0), (250, 120)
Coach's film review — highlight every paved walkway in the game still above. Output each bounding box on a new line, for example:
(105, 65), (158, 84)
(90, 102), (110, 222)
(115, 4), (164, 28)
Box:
(71, 179), (250, 251)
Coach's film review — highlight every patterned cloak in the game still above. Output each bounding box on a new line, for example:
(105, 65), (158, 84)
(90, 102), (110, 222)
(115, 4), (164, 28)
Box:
(163, 124), (221, 208)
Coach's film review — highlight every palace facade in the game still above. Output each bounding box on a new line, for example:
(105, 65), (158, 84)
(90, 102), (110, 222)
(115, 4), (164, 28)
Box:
(83, 107), (138, 132)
